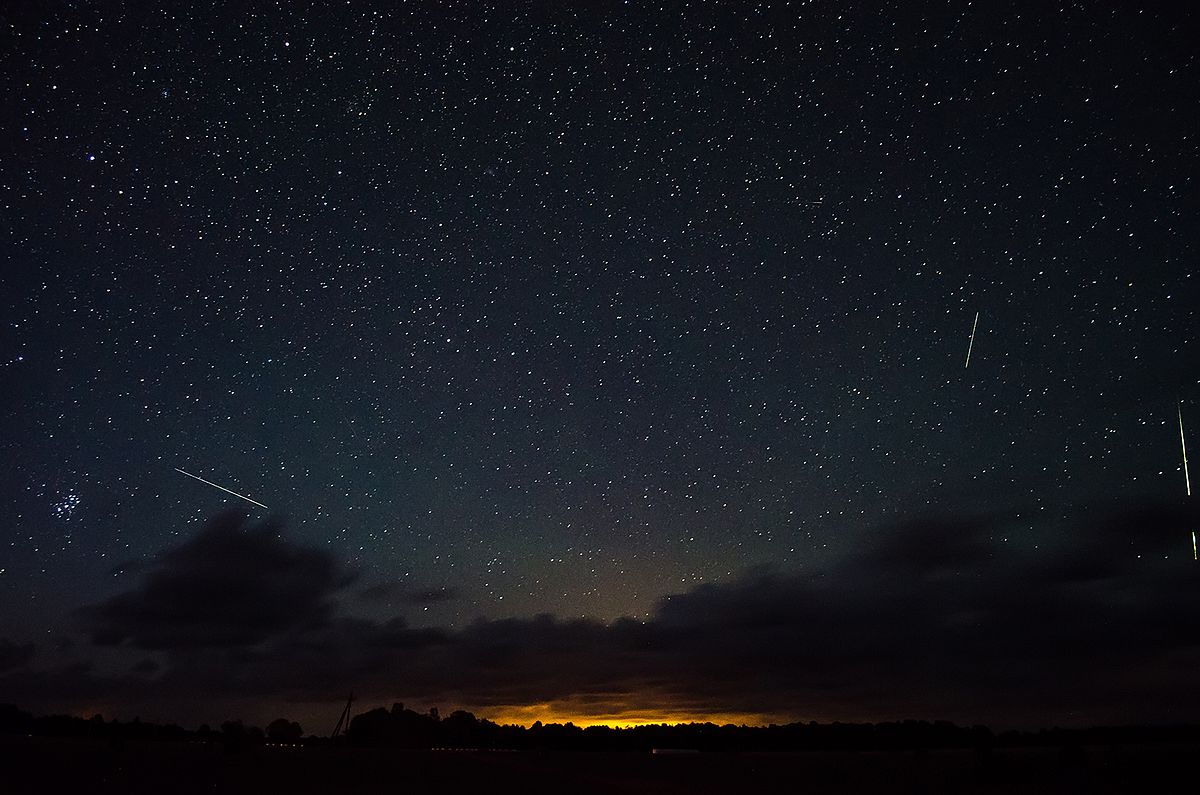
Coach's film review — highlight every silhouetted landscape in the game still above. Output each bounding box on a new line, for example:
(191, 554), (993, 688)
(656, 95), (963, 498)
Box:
(4, 702), (1200, 793)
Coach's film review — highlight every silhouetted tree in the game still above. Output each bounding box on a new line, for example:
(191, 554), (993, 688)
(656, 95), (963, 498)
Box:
(5, 701), (1200, 754)
(221, 719), (246, 753)
(267, 718), (304, 742)
(0, 704), (34, 734)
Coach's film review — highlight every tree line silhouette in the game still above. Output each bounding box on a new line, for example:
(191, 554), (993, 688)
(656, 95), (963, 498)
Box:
(4, 702), (1199, 753)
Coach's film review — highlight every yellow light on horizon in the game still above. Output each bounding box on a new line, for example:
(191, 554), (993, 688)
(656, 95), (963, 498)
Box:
(478, 702), (791, 729)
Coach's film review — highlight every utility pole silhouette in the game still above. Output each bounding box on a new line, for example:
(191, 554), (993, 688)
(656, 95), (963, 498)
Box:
(331, 692), (355, 739)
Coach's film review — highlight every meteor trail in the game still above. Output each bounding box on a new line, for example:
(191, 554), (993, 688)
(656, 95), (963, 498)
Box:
(174, 467), (269, 510)
(964, 311), (980, 368)
(1180, 402), (1191, 497)
(1181, 402), (1194, 561)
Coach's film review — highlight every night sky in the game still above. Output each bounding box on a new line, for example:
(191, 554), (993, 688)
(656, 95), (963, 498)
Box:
(1, 2), (1198, 731)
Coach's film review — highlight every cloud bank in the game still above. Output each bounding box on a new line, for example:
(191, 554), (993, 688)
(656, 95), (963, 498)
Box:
(2, 503), (1198, 728)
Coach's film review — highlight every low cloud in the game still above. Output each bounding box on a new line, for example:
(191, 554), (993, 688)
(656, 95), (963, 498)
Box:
(4, 499), (1199, 728)
(357, 582), (459, 605)
(77, 511), (352, 650)
(0, 639), (34, 673)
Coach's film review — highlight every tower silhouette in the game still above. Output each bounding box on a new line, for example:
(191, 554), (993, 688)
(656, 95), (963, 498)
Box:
(331, 692), (355, 738)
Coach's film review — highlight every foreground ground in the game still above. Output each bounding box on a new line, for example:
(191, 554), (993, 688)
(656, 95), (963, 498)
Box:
(2, 736), (1196, 794)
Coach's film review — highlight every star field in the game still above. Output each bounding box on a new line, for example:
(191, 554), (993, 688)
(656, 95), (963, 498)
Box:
(1, 1), (1197, 698)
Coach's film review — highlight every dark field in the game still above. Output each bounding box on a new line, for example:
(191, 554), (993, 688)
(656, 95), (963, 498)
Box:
(2, 737), (1197, 794)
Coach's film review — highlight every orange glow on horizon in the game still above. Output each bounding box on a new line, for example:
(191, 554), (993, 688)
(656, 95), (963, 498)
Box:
(478, 702), (793, 729)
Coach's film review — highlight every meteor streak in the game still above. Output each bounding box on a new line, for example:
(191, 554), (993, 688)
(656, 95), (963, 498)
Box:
(174, 467), (269, 509)
(1181, 403), (1194, 561)
(965, 311), (980, 368)
(1180, 402), (1191, 497)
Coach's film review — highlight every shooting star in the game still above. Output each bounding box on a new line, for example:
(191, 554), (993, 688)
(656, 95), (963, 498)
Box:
(1180, 402), (1194, 561)
(964, 311), (980, 368)
(174, 467), (269, 510)
(1180, 401), (1191, 497)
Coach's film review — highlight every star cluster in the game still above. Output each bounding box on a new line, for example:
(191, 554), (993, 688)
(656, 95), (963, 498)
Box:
(51, 492), (81, 522)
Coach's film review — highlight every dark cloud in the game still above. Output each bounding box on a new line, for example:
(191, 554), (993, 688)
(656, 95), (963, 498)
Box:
(131, 658), (160, 675)
(76, 511), (351, 650)
(7, 501), (1200, 728)
(357, 582), (459, 605)
(0, 639), (34, 673)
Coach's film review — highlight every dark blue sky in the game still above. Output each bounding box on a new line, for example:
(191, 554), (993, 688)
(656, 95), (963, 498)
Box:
(1, 2), (1196, 727)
